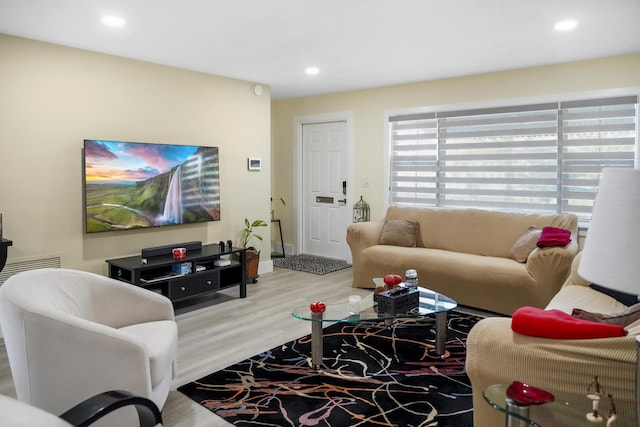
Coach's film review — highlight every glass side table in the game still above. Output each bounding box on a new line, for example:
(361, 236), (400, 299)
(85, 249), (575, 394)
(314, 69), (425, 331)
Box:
(484, 383), (636, 427)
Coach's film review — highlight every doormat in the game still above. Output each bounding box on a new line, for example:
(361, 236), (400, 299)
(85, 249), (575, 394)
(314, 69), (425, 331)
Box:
(178, 310), (482, 426)
(273, 254), (351, 275)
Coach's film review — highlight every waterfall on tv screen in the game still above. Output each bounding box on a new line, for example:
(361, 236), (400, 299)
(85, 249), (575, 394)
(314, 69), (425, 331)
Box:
(162, 166), (183, 223)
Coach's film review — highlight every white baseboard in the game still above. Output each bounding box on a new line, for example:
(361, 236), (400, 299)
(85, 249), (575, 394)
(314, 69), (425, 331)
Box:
(271, 242), (293, 257)
(258, 259), (273, 275)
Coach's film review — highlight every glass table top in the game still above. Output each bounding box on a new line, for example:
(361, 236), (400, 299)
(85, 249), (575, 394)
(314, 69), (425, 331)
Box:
(291, 285), (457, 322)
(484, 383), (636, 426)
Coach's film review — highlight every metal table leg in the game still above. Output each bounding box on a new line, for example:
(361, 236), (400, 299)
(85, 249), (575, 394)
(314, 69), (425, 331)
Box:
(505, 401), (530, 427)
(311, 313), (323, 368)
(435, 311), (447, 359)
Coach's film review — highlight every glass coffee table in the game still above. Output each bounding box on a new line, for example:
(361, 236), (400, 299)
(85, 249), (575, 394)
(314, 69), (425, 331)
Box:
(291, 286), (457, 369)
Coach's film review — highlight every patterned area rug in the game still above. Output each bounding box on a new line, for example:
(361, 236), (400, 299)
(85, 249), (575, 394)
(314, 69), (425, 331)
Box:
(273, 254), (351, 275)
(178, 311), (482, 426)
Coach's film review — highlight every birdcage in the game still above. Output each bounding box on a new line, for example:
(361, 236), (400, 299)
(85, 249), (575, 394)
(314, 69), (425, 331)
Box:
(353, 196), (370, 223)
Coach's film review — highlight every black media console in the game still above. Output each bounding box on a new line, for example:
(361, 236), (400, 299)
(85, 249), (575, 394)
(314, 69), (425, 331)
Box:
(106, 243), (247, 306)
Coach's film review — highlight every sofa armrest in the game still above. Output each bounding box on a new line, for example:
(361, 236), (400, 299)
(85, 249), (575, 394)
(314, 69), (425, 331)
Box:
(525, 237), (578, 296)
(466, 317), (638, 427)
(347, 221), (385, 288)
(561, 251), (591, 288)
(346, 221), (384, 251)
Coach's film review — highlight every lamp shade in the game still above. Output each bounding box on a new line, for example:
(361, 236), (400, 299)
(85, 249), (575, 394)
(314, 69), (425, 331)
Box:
(578, 168), (640, 295)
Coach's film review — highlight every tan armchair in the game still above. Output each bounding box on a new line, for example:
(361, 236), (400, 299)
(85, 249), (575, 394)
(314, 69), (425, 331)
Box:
(466, 253), (639, 426)
(0, 268), (177, 421)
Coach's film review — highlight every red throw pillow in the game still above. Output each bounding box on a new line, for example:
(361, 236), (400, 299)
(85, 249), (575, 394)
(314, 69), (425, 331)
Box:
(536, 226), (571, 248)
(511, 306), (628, 339)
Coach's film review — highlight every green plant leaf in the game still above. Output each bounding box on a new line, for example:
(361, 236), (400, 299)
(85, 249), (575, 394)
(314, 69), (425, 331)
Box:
(242, 218), (267, 248)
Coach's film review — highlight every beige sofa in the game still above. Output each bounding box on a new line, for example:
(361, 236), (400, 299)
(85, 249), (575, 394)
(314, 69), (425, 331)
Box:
(346, 205), (578, 315)
(466, 253), (639, 427)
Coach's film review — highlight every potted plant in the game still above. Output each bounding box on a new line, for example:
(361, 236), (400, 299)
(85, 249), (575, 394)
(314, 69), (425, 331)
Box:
(241, 218), (267, 283)
(270, 197), (285, 220)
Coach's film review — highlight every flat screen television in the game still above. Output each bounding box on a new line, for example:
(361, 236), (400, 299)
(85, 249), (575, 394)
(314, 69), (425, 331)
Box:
(83, 139), (220, 233)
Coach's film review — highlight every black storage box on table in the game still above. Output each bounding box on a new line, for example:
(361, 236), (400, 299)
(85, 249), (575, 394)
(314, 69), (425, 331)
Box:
(377, 287), (419, 315)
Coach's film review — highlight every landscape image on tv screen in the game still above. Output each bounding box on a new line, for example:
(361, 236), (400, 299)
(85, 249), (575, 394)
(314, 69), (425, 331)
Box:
(83, 140), (220, 233)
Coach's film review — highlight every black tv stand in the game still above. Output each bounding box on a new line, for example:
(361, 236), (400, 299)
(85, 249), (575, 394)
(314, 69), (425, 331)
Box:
(106, 244), (247, 307)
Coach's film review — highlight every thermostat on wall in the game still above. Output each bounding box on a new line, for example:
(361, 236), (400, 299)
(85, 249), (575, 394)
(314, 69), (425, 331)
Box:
(248, 157), (261, 171)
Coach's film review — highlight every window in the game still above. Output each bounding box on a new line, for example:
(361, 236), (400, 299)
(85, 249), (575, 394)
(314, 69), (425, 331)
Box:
(388, 95), (638, 224)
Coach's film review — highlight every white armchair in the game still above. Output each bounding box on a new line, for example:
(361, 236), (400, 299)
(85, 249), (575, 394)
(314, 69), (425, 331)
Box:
(0, 268), (178, 419)
(1, 390), (162, 427)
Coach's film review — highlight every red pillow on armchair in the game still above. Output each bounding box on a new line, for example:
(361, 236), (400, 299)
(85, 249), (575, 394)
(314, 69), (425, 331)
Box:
(511, 306), (627, 339)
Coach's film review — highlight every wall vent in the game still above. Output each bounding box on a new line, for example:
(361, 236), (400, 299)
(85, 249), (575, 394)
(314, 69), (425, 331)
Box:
(0, 255), (62, 286)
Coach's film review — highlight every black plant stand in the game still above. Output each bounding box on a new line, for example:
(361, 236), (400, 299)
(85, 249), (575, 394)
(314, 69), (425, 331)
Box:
(271, 219), (285, 258)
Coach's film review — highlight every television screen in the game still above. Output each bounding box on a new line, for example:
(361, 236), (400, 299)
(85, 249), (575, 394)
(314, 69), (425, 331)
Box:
(83, 139), (220, 233)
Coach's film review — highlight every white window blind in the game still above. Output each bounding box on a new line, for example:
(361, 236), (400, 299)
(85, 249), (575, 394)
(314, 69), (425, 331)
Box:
(389, 95), (638, 223)
(388, 112), (438, 205)
(560, 97), (638, 220)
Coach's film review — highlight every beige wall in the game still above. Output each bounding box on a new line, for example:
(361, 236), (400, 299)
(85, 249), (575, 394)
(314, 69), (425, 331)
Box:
(272, 54), (640, 250)
(0, 35), (272, 274)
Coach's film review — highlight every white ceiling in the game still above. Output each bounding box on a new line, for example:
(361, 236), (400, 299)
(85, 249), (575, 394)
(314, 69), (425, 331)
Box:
(1, 0), (639, 101)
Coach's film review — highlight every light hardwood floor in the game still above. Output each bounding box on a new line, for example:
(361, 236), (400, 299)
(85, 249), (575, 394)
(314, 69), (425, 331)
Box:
(0, 266), (372, 426)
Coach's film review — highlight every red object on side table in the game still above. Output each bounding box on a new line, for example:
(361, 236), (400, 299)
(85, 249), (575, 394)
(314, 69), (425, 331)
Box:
(506, 381), (555, 406)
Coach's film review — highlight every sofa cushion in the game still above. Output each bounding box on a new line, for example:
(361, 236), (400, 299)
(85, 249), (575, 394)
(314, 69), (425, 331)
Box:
(508, 226), (541, 263)
(383, 205), (577, 257)
(378, 219), (418, 247)
(572, 303), (640, 327)
(512, 306), (627, 339)
(546, 285), (627, 314)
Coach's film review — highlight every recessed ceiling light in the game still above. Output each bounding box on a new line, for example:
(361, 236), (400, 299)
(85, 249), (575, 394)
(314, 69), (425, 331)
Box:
(305, 66), (320, 76)
(554, 19), (578, 32)
(102, 15), (125, 28)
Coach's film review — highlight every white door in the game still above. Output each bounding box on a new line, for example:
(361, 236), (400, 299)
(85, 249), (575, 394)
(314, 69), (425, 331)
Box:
(302, 121), (349, 259)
